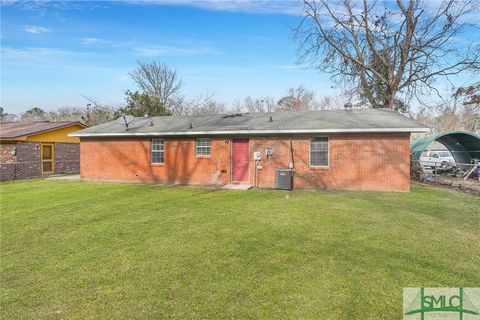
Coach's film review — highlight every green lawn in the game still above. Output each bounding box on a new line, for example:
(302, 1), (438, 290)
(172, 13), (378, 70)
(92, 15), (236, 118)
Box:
(1, 180), (479, 319)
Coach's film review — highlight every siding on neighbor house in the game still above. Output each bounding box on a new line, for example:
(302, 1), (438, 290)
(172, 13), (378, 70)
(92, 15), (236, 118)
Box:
(79, 133), (411, 191)
(22, 124), (84, 143)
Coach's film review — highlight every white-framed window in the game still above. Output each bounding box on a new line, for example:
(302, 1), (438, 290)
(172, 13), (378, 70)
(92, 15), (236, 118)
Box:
(151, 138), (164, 164)
(310, 137), (329, 167)
(196, 138), (211, 156)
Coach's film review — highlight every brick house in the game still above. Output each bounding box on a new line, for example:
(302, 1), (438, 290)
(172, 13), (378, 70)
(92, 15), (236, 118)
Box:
(71, 109), (428, 191)
(0, 121), (86, 180)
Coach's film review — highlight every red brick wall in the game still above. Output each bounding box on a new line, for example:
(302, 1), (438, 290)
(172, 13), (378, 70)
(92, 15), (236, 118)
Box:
(80, 138), (231, 185)
(80, 133), (410, 191)
(250, 134), (410, 191)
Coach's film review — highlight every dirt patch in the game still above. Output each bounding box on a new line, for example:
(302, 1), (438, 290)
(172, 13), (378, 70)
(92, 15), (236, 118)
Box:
(412, 175), (480, 196)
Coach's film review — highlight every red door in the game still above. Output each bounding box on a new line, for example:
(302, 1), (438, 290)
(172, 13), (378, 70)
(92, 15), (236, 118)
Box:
(232, 139), (249, 182)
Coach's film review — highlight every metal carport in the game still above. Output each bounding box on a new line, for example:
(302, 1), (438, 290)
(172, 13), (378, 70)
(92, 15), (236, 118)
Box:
(411, 131), (480, 166)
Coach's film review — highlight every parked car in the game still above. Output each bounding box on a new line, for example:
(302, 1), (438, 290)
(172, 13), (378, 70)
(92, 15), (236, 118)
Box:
(419, 150), (455, 169)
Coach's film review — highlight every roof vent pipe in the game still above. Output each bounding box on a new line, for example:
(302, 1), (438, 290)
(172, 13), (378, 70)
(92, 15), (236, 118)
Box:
(344, 102), (353, 112)
(189, 123), (193, 129)
(269, 116), (273, 122)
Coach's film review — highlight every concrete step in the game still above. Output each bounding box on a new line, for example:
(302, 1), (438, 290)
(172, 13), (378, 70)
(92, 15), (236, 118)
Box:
(222, 184), (253, 190)
(46, 174), (81, 180)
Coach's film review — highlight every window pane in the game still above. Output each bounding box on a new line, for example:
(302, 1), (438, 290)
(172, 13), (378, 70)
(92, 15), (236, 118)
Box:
(196, 138), (211, 156)
(310, 137), (328, 166)
(197, 147), (210, 156)
(151, 139), (164, 163)
(152, 139), (164, 151)
(311, 137), (328, 151)
(151, 151), (164, 163)
(152, 144), (163, 151)
(311, 151), (328, 166)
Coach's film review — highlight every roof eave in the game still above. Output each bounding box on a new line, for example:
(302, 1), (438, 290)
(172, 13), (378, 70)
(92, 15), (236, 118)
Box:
(70, 127), (430, 137)
(1, 122), (87, 139)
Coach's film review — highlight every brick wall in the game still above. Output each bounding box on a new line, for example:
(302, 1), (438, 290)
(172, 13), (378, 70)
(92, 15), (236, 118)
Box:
(250, 134), (410, 191)
(54, 142), (80, 174)
(0, 143), (17, 180)
(0, 142), (41, 180)
(80, 133), (411, 191)
(0, 141), (80, 180)
(80, 138), (231, 185)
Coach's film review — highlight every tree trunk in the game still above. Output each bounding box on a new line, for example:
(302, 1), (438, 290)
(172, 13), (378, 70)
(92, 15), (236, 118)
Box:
(384, 86), (395, 109)
(384, 96), (394, 109)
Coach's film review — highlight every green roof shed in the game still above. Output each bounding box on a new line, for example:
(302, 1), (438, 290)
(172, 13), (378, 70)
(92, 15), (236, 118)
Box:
(411, 131), (480, 165)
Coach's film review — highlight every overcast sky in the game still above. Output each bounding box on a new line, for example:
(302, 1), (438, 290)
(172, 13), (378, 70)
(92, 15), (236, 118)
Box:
(1, 0), (478, 114)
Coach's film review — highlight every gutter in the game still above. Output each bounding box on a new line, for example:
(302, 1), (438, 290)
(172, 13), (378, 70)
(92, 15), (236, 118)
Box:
(70, 127), (430, 137)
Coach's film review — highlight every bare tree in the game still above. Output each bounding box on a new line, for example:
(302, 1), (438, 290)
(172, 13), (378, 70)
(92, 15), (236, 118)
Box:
(0, 107), (6, 120)
(295, 0), (480, 110)
(21, 107), (47, 121)
(129, 60), (183, 111)
(170, 91), (217, 116)
(276, 85), (316, 111)
(191, 101), (226, 115)
(80, 95), (117, 126)
(276, 96), (302, 111)
(0, 107), (18, 122)
(316, 95), (347, 110)
(234, 96), (276, 113)
(46, 106), (85, 122)
(415, 85), (480, 133)
(232, 89), (343, 113)
(454, 81), (480, 107)
(453, 81), (480, 131)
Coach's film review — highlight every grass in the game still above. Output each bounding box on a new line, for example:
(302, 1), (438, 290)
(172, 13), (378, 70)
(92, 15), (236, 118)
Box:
(1, 180), (479, 319)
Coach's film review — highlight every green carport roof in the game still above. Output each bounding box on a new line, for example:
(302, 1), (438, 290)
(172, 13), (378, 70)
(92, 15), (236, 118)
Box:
(411, 130), (480, 164)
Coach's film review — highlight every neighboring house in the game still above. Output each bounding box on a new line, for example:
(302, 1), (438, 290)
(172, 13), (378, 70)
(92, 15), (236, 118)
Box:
(0, 121), (86, 180)
(71, 108), (428, 191)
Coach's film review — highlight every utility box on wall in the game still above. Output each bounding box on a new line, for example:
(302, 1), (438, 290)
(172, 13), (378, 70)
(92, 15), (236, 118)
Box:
(275, 168), (293, 190)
